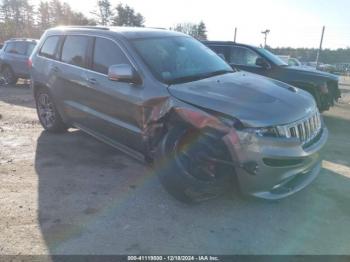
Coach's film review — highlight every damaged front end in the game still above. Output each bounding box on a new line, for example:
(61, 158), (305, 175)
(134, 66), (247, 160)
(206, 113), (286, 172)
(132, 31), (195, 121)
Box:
(140, 92), (327, 200)
(139, 96), (237, 163)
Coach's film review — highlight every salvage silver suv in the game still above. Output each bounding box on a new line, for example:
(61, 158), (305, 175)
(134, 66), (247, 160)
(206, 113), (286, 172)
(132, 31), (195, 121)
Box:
(30, 26), (328, 202)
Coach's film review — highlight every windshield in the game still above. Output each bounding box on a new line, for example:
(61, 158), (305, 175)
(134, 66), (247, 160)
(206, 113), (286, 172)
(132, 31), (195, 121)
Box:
(257, 48), (288, 66)
(132, 36), (233, 84)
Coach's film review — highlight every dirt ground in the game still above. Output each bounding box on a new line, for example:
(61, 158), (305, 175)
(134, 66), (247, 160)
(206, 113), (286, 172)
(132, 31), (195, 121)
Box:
(0, 78), (350, 255)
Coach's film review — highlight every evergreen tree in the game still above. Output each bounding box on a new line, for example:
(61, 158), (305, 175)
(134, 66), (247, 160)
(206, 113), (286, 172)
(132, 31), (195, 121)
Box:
(0, 0), (96, 42)
(112, 3), (145, 27)
(197, 21), (207, 40)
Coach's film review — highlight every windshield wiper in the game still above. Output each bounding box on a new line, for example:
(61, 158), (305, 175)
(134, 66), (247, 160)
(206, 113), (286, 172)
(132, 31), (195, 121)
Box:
(168, 69), (233, 84)
(202, 69), (234, 78)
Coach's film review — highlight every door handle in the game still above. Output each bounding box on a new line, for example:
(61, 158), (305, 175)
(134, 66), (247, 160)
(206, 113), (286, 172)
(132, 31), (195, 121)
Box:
(87, 78), (98, 85)
(52, 66), (60, 73)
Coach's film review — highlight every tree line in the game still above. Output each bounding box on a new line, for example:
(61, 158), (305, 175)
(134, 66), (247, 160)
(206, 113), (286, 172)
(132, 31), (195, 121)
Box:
(0, 0), (208, 43)
(1, 0), (347, 64)
(270, 47), (350, 65)
(170, 21), (207, 40)
(0, 0), (147, 42)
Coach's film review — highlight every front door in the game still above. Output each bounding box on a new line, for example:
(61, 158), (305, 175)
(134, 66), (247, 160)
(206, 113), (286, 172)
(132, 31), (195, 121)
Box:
(228, 46), (269, 76)
(81, 37), (144, 152)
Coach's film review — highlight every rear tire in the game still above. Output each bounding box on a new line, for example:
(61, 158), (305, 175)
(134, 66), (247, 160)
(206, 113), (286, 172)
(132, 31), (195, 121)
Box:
(2, 66), (18, 85)
(35, 88), (67, 133)
(154, 127), (234, 203)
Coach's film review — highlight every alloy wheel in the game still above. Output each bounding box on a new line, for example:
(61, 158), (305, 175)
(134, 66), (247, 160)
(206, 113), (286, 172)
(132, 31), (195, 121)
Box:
(37, 93), (56, 129)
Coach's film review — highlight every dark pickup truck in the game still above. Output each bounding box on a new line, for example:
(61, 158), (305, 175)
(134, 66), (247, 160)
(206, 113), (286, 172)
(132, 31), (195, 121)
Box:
(204, 41), (341, 112)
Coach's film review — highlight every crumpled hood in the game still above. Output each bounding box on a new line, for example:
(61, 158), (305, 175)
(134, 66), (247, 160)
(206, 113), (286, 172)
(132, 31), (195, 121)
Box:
(168, 72), (316, 127)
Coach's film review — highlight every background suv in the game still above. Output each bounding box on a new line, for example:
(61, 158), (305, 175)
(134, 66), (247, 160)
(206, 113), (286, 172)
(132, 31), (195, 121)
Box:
(204, 41), (341, 112)
(30, 27), (327, 202)
(0, 38), (38, 85)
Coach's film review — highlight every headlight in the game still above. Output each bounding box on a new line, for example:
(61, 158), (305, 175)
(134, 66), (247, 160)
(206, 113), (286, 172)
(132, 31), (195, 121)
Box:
(219, 117), (290, 139)
(244, 127), (279, 137)
(218, 116), (244, 129)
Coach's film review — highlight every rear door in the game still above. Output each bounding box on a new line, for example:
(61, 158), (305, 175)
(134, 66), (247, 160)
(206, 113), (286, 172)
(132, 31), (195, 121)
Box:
(52, 35), (93, 127)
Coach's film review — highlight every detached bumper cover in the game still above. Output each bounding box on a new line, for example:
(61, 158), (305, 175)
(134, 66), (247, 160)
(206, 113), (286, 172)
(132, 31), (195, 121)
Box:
(223, 126), (328, 200)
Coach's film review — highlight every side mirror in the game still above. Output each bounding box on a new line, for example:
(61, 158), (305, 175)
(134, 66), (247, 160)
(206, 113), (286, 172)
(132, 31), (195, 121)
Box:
(255, 57), (270, 69)
(108, 64), (141, 84)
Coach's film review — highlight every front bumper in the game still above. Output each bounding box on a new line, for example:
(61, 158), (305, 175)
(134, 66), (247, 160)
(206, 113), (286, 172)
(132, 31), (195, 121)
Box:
(222, 125), (328, 200)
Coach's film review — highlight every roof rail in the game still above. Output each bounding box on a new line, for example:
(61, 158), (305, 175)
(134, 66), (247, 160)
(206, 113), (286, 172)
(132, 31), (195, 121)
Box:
(147, 27), (167, 30)
(8, 38), (37, 42)
(57, 26), (110, 30)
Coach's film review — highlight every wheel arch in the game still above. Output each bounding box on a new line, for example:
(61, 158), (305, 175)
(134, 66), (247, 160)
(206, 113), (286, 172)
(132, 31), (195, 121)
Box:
(290, 81), (323, 110)
(145, 106), (231, 161)
(32, 81), (70, 126)
(0, 63), (12, 72)
(152, 110), (237, 202)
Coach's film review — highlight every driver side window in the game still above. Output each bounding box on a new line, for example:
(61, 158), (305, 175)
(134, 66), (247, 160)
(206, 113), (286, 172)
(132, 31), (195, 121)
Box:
(92, 37), (130, 75)
(229, 46), (260, 66)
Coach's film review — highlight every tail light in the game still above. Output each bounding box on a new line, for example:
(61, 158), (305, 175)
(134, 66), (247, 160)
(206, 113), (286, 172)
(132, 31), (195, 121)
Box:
(27, 58), (32, 69)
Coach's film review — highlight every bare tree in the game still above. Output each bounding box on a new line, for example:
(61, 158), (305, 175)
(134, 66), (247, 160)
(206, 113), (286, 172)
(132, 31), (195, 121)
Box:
(0, 0), (36, 38)
(37, 1), (51, 30)
(91, 0), (113, 26)
(171, 21), (208, 40)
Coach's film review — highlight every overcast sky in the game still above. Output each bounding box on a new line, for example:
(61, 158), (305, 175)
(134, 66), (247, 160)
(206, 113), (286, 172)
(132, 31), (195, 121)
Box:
(30, 0), (350, 49)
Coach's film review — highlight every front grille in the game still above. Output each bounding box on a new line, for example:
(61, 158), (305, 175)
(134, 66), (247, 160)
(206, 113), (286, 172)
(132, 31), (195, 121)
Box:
(276, 110), (322, 146)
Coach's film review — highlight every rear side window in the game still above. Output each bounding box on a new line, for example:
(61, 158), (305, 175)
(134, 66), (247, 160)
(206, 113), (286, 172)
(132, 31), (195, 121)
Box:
(5, 42), (27, 55)
(15, 42), (27, 55)
(4, 42), (15, 53)
(92, 38), (129, 74)
(40, 36), (60, 59)
(61, 36), (89, 68)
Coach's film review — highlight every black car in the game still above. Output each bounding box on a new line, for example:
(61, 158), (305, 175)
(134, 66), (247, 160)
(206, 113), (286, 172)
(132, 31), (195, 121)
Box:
(204, 41), (341, 112)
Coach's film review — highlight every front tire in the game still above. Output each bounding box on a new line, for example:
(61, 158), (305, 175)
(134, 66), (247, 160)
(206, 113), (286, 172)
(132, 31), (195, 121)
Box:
(35, 88), (67, 133)
(155, 127), (234, 203)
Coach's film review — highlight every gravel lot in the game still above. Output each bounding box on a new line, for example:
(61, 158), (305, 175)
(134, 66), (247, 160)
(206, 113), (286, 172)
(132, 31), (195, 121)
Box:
(0, 79), (350, 255)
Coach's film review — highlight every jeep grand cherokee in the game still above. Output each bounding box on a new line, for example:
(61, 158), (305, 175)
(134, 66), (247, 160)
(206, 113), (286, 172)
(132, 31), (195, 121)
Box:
(30, 27), (328, 202)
